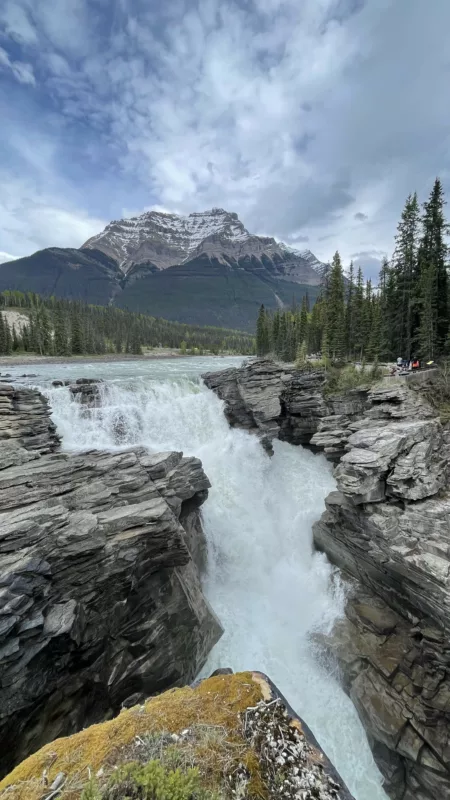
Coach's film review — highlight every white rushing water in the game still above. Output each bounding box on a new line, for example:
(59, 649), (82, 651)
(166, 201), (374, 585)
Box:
(16, 357), (387, 800)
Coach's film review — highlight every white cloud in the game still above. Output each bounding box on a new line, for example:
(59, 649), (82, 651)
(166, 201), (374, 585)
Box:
(0, 45), (35, 85)
(0, 0), (450, 272)
(0, 171), (106, 258)
(0, 251), (18, 264)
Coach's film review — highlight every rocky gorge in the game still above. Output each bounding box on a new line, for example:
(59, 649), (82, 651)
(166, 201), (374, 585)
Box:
(0, 381), (222, 777)
(203, 359), (450, 800)
(0, 375), (359, 800)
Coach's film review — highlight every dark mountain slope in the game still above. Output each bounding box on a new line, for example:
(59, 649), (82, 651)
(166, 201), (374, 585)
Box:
(0, 208), (326, 330)
(0, 248), (121, 305)
(116, 254), (320, 331)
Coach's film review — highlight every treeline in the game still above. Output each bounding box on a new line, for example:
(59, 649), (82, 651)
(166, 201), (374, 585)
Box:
(257, 178), (449, 363)
(0, 293), (255, 357)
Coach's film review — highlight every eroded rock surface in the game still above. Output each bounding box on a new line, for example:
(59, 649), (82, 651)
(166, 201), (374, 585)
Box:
(0, 383), (221, 777)
(204, 360), (450, 799)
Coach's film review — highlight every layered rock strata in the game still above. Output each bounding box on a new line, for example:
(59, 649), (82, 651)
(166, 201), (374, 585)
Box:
(203, 360), (450, 800)
(0, 383), (221, 777)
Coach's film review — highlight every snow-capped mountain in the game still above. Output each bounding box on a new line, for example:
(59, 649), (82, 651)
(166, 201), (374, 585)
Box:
(82, 207), (327, 285)
(286, 247), (329, 278)
(0, 207), (328, 331)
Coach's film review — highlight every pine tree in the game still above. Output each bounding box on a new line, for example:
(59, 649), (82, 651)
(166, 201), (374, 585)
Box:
(361, 280), (373, 358)
(416, 178), (449, 356)
(378, 257), (394, 360)
(353, 267), (365, 360)
(12, 325), (20, 352)
(71, 312), (84, 355)
(417, 262), (436, 359)
(271, 310), (281, 354)
(130, 326), (143, 355)
(327, 252), (345, 360)
(296, 339), (307, 367)
(0, 313), (6, 354)
(54, 307), (71, 356)
(367, 296), (381, 362)
(256, 305), (271, 356)
(38, 306), (52, 354)
(392, 193), (420, 358)
(28, 311), (41, 354)
(299, 295), (308, 347)
(4, 318), (12, 355)
(278, 313), (288, 360)
(345, 261), (355, 357)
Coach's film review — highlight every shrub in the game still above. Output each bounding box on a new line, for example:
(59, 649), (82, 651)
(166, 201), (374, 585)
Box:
(324, 364), (380, 396)
(418, 360), (450, 422)
(82, 760), (220, 800)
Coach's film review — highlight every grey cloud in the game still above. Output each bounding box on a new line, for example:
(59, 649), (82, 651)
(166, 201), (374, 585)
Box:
(1, 0), (450, 265)
(0, 46), (36, 85)
(351, 250), (387, 282)
(289, 235), (309, 243)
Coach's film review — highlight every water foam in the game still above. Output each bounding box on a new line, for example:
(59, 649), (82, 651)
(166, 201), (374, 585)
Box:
(43, 376), (387, 800)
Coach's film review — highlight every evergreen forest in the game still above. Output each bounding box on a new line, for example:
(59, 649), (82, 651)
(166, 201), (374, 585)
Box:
(256, 178), (449, 364)
(0, 293), (255, 357)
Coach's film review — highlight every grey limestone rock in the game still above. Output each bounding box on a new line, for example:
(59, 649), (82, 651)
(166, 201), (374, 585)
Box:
(204, 360), (450, 799)
(0, 383), (222, 777)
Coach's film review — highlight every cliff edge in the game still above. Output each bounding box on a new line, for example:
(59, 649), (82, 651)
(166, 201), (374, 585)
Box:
(0, 671), (354, 800)
(203, 360), (450, 800)
(0, 383), (221, 776)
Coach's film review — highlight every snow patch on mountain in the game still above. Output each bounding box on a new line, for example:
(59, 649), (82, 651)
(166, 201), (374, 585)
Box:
(82, 207), (328, 283)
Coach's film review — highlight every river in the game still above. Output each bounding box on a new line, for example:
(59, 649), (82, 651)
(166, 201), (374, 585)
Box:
(7, 356), (387, 800)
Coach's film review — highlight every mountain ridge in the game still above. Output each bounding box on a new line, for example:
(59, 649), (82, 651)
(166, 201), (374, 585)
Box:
(82, 207), (327, 285)
(0, 208), (326, 331)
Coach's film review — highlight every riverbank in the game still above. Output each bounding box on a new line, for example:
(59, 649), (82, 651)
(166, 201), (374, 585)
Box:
(0, 350), (246, 368)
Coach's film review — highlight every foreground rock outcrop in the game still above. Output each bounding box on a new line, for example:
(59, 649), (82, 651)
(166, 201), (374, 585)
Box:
(203, 360), (450, 800)
(0, 384), (221, 777)
(0, 671), (354, 800)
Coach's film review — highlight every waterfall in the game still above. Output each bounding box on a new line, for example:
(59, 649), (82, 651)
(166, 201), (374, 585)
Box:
(42, 372), (387, 800)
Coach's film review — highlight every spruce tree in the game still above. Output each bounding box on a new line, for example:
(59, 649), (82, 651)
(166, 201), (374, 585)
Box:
(256, 305), (271, 356)
(361, 280), (373, 358)
(353, 267), (365, 360)
(416, 178), (448, 356)
(41, 307), (52, 354)
(0, 313), (5, 354)
(345, 261), (355, 358)
(378, 258), (394, 360)
(417, 262), (436, 359)
(71, 312), (84, 355)
(271, 310), (281, 354)
(12, 325), (20, 352)
(54, 307), (71, 356)
(367, 296), (381, 362)
(278, 313), (288, 360)
(299, 295), (309, 347)
(392, 193), (420, 358)
(4, 319), (12, 355)
(327, 252), (345, 360)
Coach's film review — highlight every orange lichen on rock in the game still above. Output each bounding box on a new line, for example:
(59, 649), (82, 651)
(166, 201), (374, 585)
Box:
(0, 673), (262, 800)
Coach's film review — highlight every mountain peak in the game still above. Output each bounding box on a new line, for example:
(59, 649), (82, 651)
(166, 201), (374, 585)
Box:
(82, 207), (327, 286)
(82, 207), (254, 272)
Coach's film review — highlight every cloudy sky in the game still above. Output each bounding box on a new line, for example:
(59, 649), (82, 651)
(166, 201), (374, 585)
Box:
(1, 0), (449, 279)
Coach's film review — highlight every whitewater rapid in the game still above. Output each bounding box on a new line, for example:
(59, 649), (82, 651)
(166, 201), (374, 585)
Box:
(33, 363), (387, 800)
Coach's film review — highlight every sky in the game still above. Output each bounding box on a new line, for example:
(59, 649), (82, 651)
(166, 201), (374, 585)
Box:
(1, 0), (450, 280)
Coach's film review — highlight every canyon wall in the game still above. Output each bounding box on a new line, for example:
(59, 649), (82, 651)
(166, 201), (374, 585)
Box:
(0, 383), (221, 776)
(203, 360), (450, 800)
